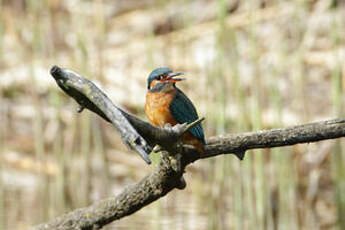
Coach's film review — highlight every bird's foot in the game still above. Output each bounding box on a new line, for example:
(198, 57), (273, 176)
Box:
(181, 144), (195, 152)
(163, 123), (173, 129)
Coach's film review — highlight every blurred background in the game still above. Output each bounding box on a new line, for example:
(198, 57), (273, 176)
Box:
(0, 0), (344, 229)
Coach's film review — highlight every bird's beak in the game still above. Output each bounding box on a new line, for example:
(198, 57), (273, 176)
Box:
(165, 72), (185, 82)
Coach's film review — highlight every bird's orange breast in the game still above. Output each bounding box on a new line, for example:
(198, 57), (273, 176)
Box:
(145, 90), (178, 127)
(145, 90), (204, 154)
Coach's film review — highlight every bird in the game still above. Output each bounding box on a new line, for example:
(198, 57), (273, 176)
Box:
(145, 67), (206, 154)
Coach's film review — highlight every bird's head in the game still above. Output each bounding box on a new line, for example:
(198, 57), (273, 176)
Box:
(147, 67), (184, 91)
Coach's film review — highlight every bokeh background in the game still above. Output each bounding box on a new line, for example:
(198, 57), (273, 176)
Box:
(0, 0), (345, 229)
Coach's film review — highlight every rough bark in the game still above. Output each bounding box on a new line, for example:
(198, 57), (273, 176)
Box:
(32, 66), (345, 230)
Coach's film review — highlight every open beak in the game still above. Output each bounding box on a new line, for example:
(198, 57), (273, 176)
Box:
(165, 72), (185, 82)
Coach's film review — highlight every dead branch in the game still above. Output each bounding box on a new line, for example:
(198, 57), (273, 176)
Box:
(32, 66), (345, 230)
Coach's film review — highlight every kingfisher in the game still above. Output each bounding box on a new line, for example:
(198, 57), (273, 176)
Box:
(145, 67), (206, 154)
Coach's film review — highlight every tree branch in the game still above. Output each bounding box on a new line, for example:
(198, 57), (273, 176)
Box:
(49, 66), (205, 164)
(33, 154), (181, 230)
(200, 118), (345, 159)
(33, 66), (345, 230)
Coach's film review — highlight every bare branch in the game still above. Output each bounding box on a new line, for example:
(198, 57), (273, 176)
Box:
(33, 118), (345, 230)
(34, 67), (345, 230)
(49, 66), (206, 163)
(33, 153), (181, 230)
(203, 118), (345, 158)
(184, 118), (345, 163)
(50, 66), (152, 164)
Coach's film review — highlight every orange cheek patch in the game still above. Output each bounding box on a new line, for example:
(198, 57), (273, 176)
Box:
(150, 80), (157, 89)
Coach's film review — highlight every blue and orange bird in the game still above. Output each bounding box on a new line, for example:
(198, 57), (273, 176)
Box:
(145, 67), (206, 154)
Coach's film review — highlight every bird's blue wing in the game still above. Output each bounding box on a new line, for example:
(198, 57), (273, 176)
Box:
(169, 88), (206, 144)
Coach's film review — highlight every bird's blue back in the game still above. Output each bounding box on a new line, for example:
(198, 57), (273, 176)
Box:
(169, 88), (206, 144)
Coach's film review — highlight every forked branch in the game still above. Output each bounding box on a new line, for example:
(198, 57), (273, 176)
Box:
(32, 66), (345, 230)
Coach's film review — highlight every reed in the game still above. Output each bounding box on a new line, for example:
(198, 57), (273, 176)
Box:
(330, 12), (345, 229)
